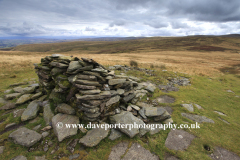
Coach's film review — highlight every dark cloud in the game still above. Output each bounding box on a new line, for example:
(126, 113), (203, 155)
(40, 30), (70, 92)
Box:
(0, 0), (240, 37)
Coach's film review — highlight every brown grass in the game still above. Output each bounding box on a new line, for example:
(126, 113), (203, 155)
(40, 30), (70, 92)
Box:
(1, 36), (240, 76)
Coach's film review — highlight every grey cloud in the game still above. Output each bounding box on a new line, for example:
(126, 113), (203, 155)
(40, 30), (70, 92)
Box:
(171, 22), (189, 29)
(85, 27), (96, 31)
(109, 20), (126, 27)
(144, 21), (169, 28)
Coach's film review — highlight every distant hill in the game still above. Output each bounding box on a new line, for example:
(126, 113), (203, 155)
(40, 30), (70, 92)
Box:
(0, 36), (142, 49)
(5, 35), (240, 54)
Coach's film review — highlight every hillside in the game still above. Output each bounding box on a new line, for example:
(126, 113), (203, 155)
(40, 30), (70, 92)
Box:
(9, 36), (240, 54)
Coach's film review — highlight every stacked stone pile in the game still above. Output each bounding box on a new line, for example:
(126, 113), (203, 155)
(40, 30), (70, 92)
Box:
(33, 54), (173, 124)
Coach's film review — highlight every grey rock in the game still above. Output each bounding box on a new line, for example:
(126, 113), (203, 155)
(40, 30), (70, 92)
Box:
(79, 126), (110, 147)
(145, 107), (166, 117)
(214, 111), (226, 116)
(5, 123), (16, 129)
(22, 86), (36, 94)
(158, 85), (179, 93)
(35, 155), (47, 160)
(109, 129), (123, 140)
(154, 111), (171, 122)
(16, 94), (32, 105)
(110, 111), (145, 138)
(117, 89), (125, 95)
(122, 143), (159, 160)
(67, 61), (82, 72)
(67, 139), (78, 153)
(139, 108), (147, 119)
(115, 108), (121, 114)
(76, 91), (111, 100)
(76, 74), (97, 81)
(165, 129), (195, 150)
(75, 79), (101, 86)
(108, 142), (129, 160)
(164, 106), (173, 115)
(57, 103), (75, 115)
(130, 105), (140, 111)
(43, 103), (54, 125)
(0, 146), (5, 154)
(157, 95), (175, 103)
(4, 93), (22, 100)
(194, 104), (203, 110)
(209, 147), (240, 160)
(42, 132), (50, 138)
(4, 89), (12, 94)
(136, 102), (153, 108)
(165, 153), (180, 160)
(33, 124), (42, 131)
(13, 109), (25, 118)
(13, 86), (25, 93)
(149, 123), (163, 135)
(108, 79), (126, 85)
(79, 89), (101, 95)
(11, 155), (27, 160)
(0, 102), (16, 110)
(31, 92), (43, 100)
(226, 89), (234, 93)
(181, 113), (214, 123)
(145, 83), (156, 93)
(181, 104), (194, 112)
(51, 53), (64, 57)
(218, 117), (230, 124)
(21, 101), (40, 121)
(9, 82), (28, 87)
(106, 95), (120, 107)
(75, 84), (97, 90)
(69, 154), (80, 160)
(52, 113), (79, 142)
(8, 127), (42, 147)
(122, 93), (136, 103)
(127, 106), (132, 112)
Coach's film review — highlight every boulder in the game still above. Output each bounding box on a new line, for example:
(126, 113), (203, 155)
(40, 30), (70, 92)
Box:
(56, 103), (75, 115)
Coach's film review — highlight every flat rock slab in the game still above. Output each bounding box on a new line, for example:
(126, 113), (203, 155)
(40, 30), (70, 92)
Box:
(145, 83), (156, 93)
(0, 102), (16, 110)
(194, 104), (203, 110)
(214, 111), (227, 116)
(181, 104), (194, 112)
(8, 127), (42, 147)
(0, 98), (7, 105)
(0, 146), (5, 154)
(157, 95), (175, 103)
(79, 127), (110, 147)
(110, 111), (145, 138)
(108, 129), (123, 140)
(164, 106), (173, 115)
(21, 101), (40, 121)
(108, 142), (129, 160)
(57, 103), (75, 115)
(145, 107), (166, 117)
(16, 94), (32, 105)
(52, 113), (79, 142)
(165, 153), (180, 160)
(4, 93), (22, 100)
(11, 155), (27, 160)
(13, 109), (25, 118)
(181, 113), (214, 123)
(122, 143), (159, 160)
(165, 129), (195, 151)
(209, 147), (240, 160)
(43, 103), (54, 125)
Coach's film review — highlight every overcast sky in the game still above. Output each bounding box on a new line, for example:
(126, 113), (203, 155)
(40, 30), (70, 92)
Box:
(0, 0), (240, 37)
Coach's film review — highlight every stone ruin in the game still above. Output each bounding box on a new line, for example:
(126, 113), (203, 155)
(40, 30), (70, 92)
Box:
(4, 54), (174, 148)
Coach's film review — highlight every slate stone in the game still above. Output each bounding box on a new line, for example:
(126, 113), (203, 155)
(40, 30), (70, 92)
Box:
(13, 109), (25, 118)
(194, 104), (203, 110)
(164, 106), (173, 115)
(76, 74), (97, 81)
(42, 132), (50, 138)
(8, 127), (42, 147)
(0, 102), (16, 110)
(75, 79), (101, 86)
(106, 95), (120, 107)
(75, 84), (97, 90)
(52, 113), (79, 142)
(31, 92), (43, 100)
(157, 95), (175, 103)
(108, 79), (126, 85)
(21, 101), (40, 121)
(5, 123), (16, 129)
(145, 83), (156, 93)
(209, 147), (240, 160)
(79, 89), (101, 95)
(122, 143), (159, 160)
(181, 104), (194, 112)
(57, 103), (75, 115)
(67, 61), (82, 72)
(130, 105), (140, 111)
(181, 113), (214, 123)
(79, 127), (110, 147)
(109, 129), (123, 140)
(13, 87), (25, 93)
(214, 111), (226, 116)
(0, 146), (5, 154)
(145, 107), (166, 117)
(35, 155), (47, 160)
(165, 153), (180, 160)
(136, 102), (153, 108)
(33, 124), (42, 131)
(11, 155), (27, 160)
(122, 93), (136, 103)
(69, 154), (80, 160)
(154, 111), (171, 122)
(4, 93), (22, 100)
(110, 111), (145, 138)
(9, 82), (28, 87)
(67, 139), (78, 153)
(108, 142), (129, 160)
(16, 94), (32, 105)
(43, 103), (54, 125)
(165, 129), (195, 150)
(4, 89), (12, 94)
(139, 108), (147, 119)
(76, 91), (111, 100)
(148, 123), (163, 135)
